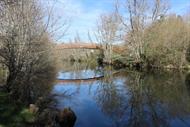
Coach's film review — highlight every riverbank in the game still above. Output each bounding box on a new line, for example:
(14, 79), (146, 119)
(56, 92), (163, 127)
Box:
(0, 90), (77, 127)
(101, 58), (190, 71)
(0, 91), (35, 127)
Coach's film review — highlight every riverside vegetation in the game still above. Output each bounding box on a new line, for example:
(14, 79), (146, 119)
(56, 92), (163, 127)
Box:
(95, 0), (190, 70)
(0, 0), (76, 127)
(0, 0), (190, 127)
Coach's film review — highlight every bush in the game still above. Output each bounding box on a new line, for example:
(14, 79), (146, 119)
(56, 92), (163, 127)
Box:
(143, 15), (190, 68)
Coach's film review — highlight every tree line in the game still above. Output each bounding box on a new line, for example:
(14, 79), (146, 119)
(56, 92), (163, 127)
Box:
(96, 0), (190, 69)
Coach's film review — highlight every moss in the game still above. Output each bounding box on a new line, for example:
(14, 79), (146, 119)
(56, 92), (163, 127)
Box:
(20, 109), (35, 123)
(0, 91), (35, 126)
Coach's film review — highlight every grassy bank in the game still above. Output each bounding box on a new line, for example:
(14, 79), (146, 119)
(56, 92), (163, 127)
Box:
(0, 92), (35, 127)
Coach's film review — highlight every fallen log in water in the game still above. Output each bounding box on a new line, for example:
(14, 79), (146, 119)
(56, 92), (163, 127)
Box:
(57, 75), (104, 83)
(56, 70), (122, 83)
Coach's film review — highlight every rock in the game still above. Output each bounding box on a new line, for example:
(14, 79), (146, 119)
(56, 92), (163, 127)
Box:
(165, 64), (174, 69)
(35, 107), (76, 127)
(29, 104), (39, 114)
(37, 108), (59, 127)
(58, 107), (77, 127)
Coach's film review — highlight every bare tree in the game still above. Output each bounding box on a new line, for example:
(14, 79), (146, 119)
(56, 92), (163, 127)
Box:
(122, 0), (169, 64)
(96, 3), (122, 64)
(0, 0), (67, 93)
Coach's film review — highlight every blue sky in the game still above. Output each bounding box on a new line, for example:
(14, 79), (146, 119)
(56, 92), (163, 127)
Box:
(54, 0), (190, 43)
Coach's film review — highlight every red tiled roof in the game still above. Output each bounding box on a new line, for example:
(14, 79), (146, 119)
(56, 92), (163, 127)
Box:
(55, 43), (126, 53)
(56, 43), (100, 49)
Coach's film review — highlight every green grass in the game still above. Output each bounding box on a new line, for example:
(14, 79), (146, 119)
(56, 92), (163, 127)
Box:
(0, 92), (35, 127)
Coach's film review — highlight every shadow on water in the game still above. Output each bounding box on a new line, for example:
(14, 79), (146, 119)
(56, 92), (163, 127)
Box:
(54, 62), (190, 127)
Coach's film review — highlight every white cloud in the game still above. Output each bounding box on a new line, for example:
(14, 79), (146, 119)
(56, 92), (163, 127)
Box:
(58, 0), (113, 42)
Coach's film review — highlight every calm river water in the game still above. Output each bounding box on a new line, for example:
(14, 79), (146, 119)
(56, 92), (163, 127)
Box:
(53, 62), (190, 127)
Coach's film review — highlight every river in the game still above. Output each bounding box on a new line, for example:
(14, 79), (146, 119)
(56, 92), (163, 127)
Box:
(53, 62), (190, 127)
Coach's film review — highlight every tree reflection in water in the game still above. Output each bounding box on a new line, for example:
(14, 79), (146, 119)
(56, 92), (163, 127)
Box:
(54, 62), (190, 127)
(95, 71), (190, 127)
(95, 67), (129, 126)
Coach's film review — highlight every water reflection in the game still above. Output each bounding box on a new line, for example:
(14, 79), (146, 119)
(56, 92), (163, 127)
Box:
(95, 71), (129, 127)
(54, 62), (190, 127)
(58, 61), (103, 80)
